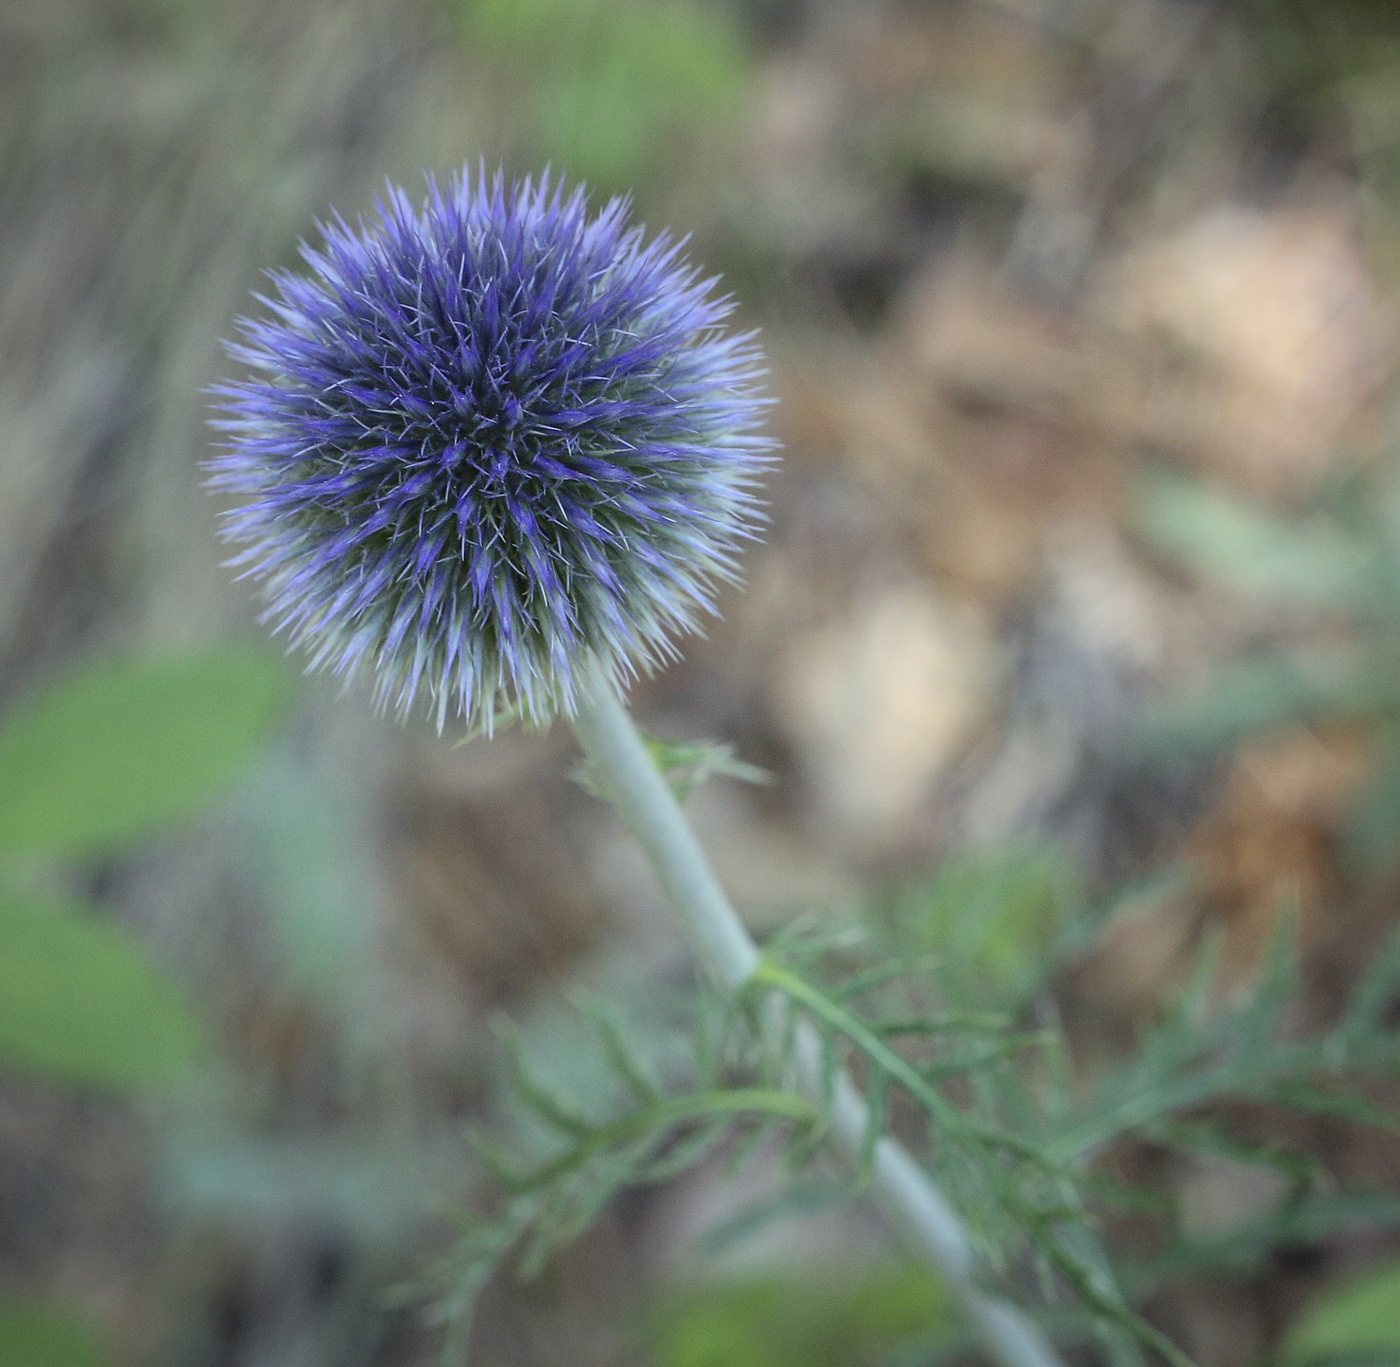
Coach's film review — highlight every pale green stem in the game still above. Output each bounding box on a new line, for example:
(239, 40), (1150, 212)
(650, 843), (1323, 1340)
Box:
(569, 665), (1067, 1367)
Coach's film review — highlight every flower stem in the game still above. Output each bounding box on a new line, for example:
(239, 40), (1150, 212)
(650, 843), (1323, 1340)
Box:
(569, 666), (1067, 1367)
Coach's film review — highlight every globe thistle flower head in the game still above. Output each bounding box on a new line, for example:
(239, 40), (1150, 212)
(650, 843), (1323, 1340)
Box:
(209, 169), (774, 729)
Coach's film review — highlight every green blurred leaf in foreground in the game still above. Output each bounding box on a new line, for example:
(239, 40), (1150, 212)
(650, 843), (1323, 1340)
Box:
(650, 1266), (954, 1367)
(0, 646), (286, 858)
(1281, 1257), (1400, 1364)
(0, 1300), (103, 1367)
(0, 894), (202, 1087)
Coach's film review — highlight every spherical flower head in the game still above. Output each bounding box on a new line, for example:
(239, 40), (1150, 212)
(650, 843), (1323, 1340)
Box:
(209, 169), (774, 729)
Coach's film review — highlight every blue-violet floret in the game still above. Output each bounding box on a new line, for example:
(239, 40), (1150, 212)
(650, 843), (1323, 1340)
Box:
(209, 169), (774, 727)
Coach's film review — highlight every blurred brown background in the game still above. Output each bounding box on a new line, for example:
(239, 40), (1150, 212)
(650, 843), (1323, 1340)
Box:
(4, 0), (1400, 1363)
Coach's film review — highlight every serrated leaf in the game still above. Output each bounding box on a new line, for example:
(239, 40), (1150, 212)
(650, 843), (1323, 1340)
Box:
(576, 733), (771, 804)
(887, 841), (1077, 1008)
(0, 1301), (102, 1367)
(0, 895), (201, 1087)
(494, 1018), (594, 1138)
(0, 647), (287, 858)
(570, 990), (660, 1105)
(1281, 1257), (1400, 1364)
(644, 736), (772, 803)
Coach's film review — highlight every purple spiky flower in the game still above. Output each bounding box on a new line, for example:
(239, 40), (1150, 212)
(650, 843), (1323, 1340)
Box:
(209, 169), (774, 728)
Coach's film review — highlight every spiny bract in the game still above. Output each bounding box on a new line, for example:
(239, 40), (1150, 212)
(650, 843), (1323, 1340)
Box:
(209, 170), (773, 728)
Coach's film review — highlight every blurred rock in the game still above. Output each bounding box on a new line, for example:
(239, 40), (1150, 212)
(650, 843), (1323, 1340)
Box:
(772, 580), (1001, 852)
(1104, 205), (1396, 499)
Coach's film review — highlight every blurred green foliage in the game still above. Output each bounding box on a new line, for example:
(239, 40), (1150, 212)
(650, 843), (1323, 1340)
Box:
(421, 741), (1400, 1366)
(1238, 0), (1400, 250)
(1279, 1256), (1400, 1364)
(0, 647), (287, 1362)
(1139, 470), (1379, 614)
(874, 841), (1080, 1010)
(648, 1266), (953, 1367)
(1134, 455), (1400, 1357)
(452, 0), (753, 195)
(1138, 465), (1400, 868)
(1238, 0), (1400, 89)
(0, 646), (285, 1088)
(0, 649), (285, 859)
(0, 892), (201, 1087)
(0, 1301), (102, 1367)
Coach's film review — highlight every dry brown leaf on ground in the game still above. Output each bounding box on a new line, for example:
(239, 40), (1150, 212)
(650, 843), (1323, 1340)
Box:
(1100, 204), (1397, 499)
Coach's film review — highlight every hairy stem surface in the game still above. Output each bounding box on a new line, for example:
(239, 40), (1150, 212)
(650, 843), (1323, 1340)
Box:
(570, 665), (1067, 1367)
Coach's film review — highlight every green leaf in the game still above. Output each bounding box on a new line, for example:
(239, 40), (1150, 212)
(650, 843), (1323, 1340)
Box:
(0, 1300), (103, 1367)
(650, 1266), (953, 1367)
(1138, 471), (1376, 611)
(0, 895), (202, 1087)
(0, 646), (287, 858)
(1281, 1257), (1400, 1364)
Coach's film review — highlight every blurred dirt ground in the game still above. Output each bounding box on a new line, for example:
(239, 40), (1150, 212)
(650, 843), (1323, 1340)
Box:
(3, 0), (1400, 1364)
